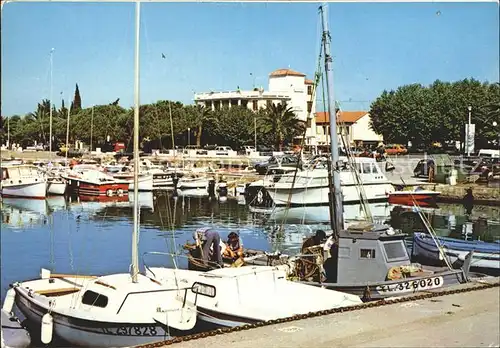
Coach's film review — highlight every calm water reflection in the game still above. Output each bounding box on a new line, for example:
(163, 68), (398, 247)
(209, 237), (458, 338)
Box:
(1, 193), (499, 302)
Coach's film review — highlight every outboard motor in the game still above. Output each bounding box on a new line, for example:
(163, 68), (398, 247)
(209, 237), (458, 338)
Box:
(207, 178), (216, 197)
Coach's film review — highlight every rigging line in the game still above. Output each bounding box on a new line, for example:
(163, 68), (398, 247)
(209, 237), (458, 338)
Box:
(399, 176), (453, 271)
(336, 102), (372, 222)
(278, 16), (324, 233)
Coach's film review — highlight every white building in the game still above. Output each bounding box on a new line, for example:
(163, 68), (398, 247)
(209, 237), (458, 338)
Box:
(315, 111), (383, 147)
(194, 68), (318, 146)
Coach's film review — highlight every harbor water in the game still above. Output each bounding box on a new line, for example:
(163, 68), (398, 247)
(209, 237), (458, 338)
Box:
(2, 193), (500, 305)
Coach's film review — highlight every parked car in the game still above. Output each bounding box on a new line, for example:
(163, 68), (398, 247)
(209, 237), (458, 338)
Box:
(254, 155), (302, 175)
(385, 144), (408, 155)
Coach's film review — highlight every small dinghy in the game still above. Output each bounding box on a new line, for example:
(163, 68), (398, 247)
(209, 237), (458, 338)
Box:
(183, 243), (289, 272)
(413, 232), (500, 271)
(1, 291), (31, 348)
(388, 187), (440, 206)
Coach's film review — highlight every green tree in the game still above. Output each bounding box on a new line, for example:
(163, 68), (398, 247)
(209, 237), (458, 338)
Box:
(71, 83), (82, 111)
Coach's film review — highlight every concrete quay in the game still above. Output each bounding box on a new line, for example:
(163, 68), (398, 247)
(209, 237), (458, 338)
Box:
(146, 279), (500, 348)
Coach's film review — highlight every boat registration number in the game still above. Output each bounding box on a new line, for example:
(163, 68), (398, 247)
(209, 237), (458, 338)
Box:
(376, 276), (443, 294)
(101, 326), (158, 336)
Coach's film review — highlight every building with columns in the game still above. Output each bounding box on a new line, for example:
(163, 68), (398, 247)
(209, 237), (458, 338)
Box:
(194, 68), (318, 146)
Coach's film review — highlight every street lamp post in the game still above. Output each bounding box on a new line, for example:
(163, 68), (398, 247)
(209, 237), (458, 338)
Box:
(187, 127), (190, 146)
(465, 105), (472, 157)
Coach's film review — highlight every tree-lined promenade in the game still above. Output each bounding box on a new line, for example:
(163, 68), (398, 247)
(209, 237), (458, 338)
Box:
(1, 78), (499, 152)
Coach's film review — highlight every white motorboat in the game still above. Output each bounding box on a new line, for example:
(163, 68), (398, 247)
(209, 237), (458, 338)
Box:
(178, 177), (209, 190)
(8, 3), (198, 346)
(0, 164), (47, 199)
(260, 157), (394, 206)
(146, 266), (362, 328)
(112, 172), (154, 192)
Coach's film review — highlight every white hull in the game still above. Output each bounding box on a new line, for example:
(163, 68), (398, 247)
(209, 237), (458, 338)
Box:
(129, 175), (154, 192)
(267, 183), (393, 206)
(1, 182), (47, 199)
(176, 188), (209, 197)
(47, 181), (66, 195)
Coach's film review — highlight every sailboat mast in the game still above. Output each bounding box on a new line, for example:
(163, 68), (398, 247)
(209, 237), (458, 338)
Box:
(49, 48), (54, 160)
(131, 0), (141, 283)
(90, 105), (94, 152)
(320, 4), (344, 235)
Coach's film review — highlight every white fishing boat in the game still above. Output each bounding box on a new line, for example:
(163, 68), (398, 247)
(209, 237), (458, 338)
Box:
(264, 157), (394, 206)
(146, 266), (362, 328)
(8, 3), (197, 346)
(0, 164), (47, 199)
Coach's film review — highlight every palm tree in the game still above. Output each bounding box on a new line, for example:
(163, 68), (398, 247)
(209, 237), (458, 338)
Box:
(260, 102), (305, 150)
(27, 99), (51, 143)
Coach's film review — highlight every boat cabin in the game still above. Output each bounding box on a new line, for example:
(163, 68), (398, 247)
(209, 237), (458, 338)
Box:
(324, 223), (410, 284)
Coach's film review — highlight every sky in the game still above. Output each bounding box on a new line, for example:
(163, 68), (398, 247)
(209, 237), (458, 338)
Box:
(1, 1), (499, 116)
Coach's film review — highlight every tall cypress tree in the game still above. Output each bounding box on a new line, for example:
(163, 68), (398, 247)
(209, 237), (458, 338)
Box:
(71, 83), (82, 111)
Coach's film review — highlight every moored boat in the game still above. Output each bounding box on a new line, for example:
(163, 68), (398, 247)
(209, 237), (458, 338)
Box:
(412, 232), (500, 271)
(0, 164), (46, 199)
(62, 169), (129, 197)
(388, 189), (440, 206)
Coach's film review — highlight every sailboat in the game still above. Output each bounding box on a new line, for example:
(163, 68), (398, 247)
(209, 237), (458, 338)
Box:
(4, 2), (197, 347)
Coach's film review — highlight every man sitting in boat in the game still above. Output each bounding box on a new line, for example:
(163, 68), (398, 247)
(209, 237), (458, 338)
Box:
(223, 231), (244, 261)
(301, 230), (327, 253)
(193, 227), (223, 267)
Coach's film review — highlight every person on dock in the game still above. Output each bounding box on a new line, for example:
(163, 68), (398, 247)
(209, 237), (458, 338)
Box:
(224, 231), (244, 260)
(193, 227), (223, 267)
(463, 187), (474, 215)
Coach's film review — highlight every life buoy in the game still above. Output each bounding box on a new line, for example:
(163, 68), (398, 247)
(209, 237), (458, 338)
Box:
(116, 188), (124, 196)
(106, 189), (113, 197)
(387, 266), (403, 280)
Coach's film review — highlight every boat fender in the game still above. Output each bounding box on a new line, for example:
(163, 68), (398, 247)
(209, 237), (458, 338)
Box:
(2, 289), (15, 313)
(106, 189), (113, 197)
(116, 188), (124, 196)
(41, 313), (53, 344)
(387, 266), (403, 280)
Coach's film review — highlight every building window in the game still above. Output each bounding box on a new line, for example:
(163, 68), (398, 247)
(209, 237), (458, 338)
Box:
(307, 101), (313, 113)
(307, 85), (313, 95)
(241, 100), (248, 108)
(306, 118), (312, 127)
(252, 100), (258, 111)
(266, 100), (272, 108)
(214, 101), (221, 110)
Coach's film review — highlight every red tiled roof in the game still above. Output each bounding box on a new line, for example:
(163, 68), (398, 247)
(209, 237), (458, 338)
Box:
(305, 79), (314, 85)
(315, 111), (367, 124)
(269, 68), (306, 77)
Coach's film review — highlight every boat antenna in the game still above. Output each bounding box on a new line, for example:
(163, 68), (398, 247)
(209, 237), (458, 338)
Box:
(320, 3), (344, 237)
(130, 0), (141, 283)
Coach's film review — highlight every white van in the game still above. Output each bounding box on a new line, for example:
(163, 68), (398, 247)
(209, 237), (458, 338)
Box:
(478, 149), (500, 158)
